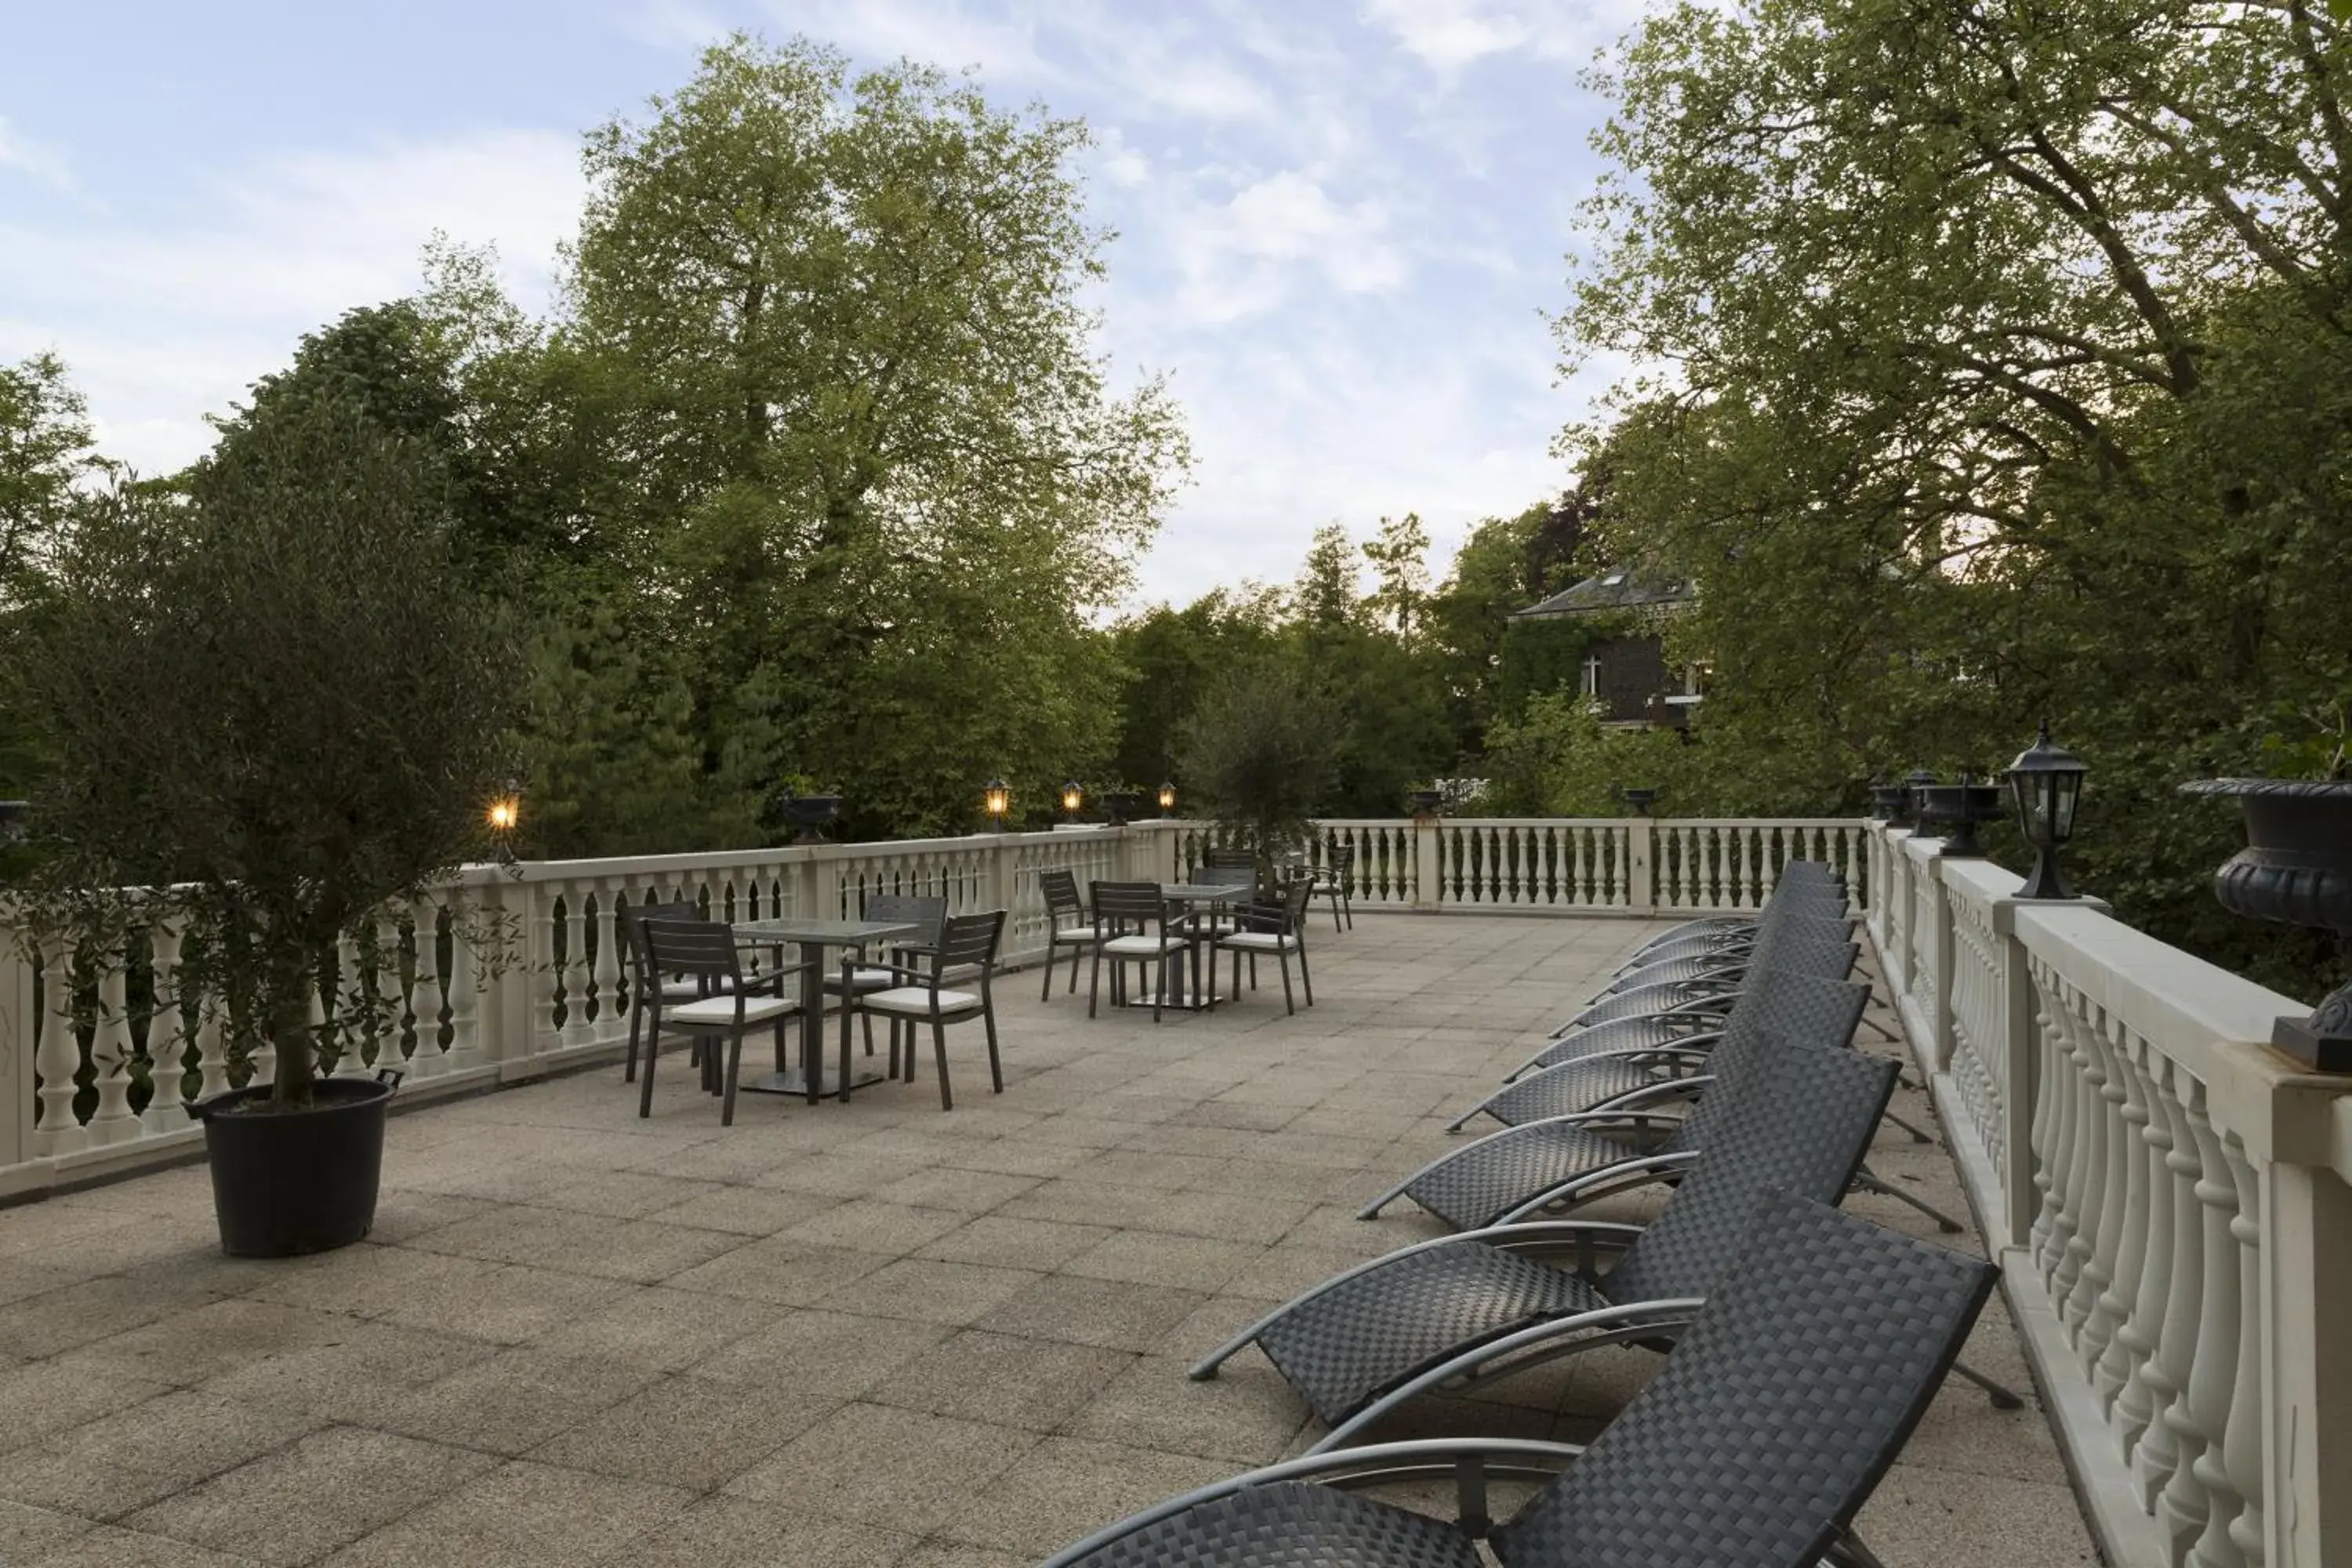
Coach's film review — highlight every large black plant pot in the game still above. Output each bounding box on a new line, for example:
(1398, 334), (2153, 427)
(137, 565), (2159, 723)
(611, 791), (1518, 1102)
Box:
(190, 1077), (394, 1256)
(1102, 791), (1147, 826)
(777, 793), (842, 841)
(2181, 779), (2352, 1071)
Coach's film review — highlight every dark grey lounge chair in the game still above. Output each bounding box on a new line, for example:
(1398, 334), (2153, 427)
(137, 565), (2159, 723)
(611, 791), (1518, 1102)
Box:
(1370, 973), (1871, 1229)
(1044, 1189), (1997, 1568)
(1190, 1041), (1903, 1450)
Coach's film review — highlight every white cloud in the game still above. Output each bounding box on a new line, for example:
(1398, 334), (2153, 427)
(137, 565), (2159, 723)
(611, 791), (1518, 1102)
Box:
(1360, 0), (1656, 73)
(2, 129), (584, 477)
(1164, 172), (1407, 324)
(0, 114), (72, 190)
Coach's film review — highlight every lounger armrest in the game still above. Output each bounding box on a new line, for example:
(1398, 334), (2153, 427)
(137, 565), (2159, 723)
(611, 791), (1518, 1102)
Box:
(1308, 1298), (1709, 1454)
(1038, 1437), (1592, 1567)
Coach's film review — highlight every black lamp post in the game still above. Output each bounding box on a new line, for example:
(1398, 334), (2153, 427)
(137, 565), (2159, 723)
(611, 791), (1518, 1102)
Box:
(1156, 782), (1177, 818)
(983, 778), (1011, 828)
(2005, 722), (2087, 898)
(1060, 781), (1084, 823)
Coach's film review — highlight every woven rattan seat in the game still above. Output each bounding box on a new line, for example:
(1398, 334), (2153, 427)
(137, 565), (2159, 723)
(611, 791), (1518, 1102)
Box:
(1051, 1189), (1995, 1568)
(1399, 1116), (1657, 1231)
(1194, 1043), (1899, 1443)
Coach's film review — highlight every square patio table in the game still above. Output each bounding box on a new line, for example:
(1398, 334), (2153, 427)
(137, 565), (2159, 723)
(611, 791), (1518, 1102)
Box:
(731, 916), (920, 1103)
(1126, 882), (1244, 1013)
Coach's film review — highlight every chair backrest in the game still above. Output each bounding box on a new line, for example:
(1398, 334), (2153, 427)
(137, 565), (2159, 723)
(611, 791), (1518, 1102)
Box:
(1040, 869), (1084, 921)
(1204, 847), (1257, 870)
(863, 892), (946, 949)
(641, 917), (742, 983)
(1192, 866), (1255, 891)
(1490, 1189), (1996, 1568)
(1278, 873), (1314, 931)
(932, 909), (1004, 978)
(1661, 973), (1870, 1154)
(622, 899), (700, 993)
(1091, 880), (1167, 931)
(1603, 1040), (1898, 1307)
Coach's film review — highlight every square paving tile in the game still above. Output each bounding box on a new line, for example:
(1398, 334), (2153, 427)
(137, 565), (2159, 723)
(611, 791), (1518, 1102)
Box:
(928, 1436), (1235, 1558)
(318, 1458), (695, 1566)
(975, 1273), (1206, 1353)
(526, 1375), (840, 1492)
(120, 1426), (497, 1566)
(862, 1329), (1134, 1432)
(375, 1347), (669, 1455)
(914, 1214), (1113, 1272)
(0, 1391), (323, 1520)
(723, 1402), (1042, 1535)
(619, 1495), (916, 1567)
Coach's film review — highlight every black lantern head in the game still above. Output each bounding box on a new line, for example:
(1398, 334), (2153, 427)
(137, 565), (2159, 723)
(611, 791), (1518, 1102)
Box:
(2005, 720), (2086, 898)
(1156, 781), (1177, 816)
(1060, 780), (1084, 820)
(983, 778), (1011, 823)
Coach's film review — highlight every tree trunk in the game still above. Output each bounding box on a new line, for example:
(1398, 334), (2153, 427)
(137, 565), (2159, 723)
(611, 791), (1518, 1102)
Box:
(267, 946), (315, 1105)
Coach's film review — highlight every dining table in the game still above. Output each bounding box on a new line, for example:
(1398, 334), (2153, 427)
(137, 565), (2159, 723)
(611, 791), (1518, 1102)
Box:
(729, 916), (921, 1103)
(1123, 880), (1247, 1014)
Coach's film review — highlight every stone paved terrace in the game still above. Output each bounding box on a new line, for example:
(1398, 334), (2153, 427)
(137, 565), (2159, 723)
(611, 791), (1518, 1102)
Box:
(0, 913), (2098, 1567)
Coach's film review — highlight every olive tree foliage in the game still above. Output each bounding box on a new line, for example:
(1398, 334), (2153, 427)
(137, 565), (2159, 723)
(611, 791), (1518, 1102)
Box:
(1559, 0), (2352, 989)
(557, 34), (1189, 839)
(15, 400), (520, 1102)
(1177, 660), (1349, 887)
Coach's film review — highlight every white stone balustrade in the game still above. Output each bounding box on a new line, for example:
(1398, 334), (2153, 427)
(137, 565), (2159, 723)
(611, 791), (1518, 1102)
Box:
(1866, 824), (2352, 1568)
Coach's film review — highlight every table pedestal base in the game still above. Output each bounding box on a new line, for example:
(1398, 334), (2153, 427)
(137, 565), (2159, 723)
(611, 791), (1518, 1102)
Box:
(738, 1065), (891, 1100)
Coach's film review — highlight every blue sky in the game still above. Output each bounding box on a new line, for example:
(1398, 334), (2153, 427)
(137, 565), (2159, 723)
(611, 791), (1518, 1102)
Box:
(0, 0), (1654, 604)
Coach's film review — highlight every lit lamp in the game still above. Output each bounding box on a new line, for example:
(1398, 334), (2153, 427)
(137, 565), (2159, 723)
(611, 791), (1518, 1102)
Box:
(983, 778), (1011, 826)
(486, 780), (521, 835)
(1060, 780), (1083, 822)
(2005, 722), (2086, 899)
(1157, 782), (1177, 818)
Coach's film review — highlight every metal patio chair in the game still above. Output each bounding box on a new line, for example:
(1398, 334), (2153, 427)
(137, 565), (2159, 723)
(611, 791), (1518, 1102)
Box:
(1089, 880), (1188, 1023)
(1530, 924), (1858, 1069)
(840, 908), (1005, 1111)
(637, 917), (800, 1126)
(1039, 869), (1095, 1000)
(1218, 873), (1316, 1014)
(1042, 1189), (1998, 1568)
(620, 898), (701, 1086)
(1311, 840), (1355, 931)
(822, 892), (946, 1065)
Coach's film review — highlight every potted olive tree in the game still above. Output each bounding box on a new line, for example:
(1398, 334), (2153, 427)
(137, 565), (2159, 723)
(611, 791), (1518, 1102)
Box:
(1178, 660), (1347, 896)
(16, 397), (519, 1254)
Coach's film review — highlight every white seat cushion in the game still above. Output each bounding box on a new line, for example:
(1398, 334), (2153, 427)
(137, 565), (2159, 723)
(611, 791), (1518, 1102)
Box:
(860, 986), (985, 1018)
(1102, 935), (1181, 957)
(667, 993), (799, 1027)
(1220, 931), (1298, 953)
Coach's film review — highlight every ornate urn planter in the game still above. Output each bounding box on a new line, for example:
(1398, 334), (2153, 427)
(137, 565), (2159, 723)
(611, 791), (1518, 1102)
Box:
(1918, 775), (2005, 856)
(2180, 779), (2352, 1071)
(775, 793), (842, 843)
(1102, 791), (1147, 826)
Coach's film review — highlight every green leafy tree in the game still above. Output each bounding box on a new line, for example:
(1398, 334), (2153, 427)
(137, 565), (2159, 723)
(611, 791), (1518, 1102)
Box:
(17, 399), (520, 1102)
(1177, 659), (1348, 885)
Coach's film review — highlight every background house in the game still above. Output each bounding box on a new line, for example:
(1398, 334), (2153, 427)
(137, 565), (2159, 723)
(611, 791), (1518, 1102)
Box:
(1503, 570), (1700, 728)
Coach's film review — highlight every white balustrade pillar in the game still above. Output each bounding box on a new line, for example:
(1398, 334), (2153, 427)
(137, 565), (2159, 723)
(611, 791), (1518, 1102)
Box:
(1411, 817), (1440, 911)
(1994, 899), (2039, 1249)
(1628, 818), (1655, 915)
(0, 927), (32, 1167)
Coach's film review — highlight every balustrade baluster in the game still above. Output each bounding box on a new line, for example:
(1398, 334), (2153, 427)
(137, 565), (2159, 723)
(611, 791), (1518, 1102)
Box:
(411, 898), (448, 1075)
(445, 890), (482, 1069)
(531, 887), (562, 1058)
(2071, 1014), (2133, 1377)
(2220, 1135), (2263, 1568)
(88, 944), (138, 1145)
(2038, 978), (2088, 1294)
(34, 938), (84, 1156)
(2055, 1002), (2109, 1332)
(2133, 1062), (2200, 1508)
(2092, 1041), (2158, 1413)
(342, 925), (375, 1076)
(589, 880), (620, 1040)
(2175, 1091), (2249, 1568)
(194, 984), (230, 1101)
(140, 917), (188, 1136)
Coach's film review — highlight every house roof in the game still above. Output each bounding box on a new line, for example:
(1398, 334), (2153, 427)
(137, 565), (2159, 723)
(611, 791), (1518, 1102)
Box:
(1510, 569), (1697, 620)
